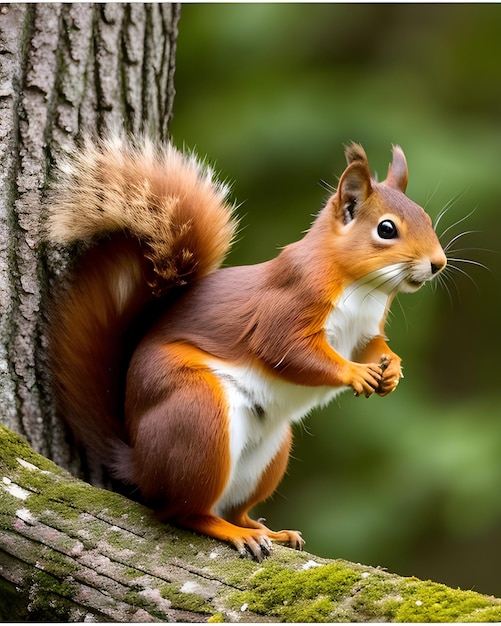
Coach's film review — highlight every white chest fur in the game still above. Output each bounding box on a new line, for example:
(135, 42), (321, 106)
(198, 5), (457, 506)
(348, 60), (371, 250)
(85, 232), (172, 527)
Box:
(210, 278), (390, 516)
(325, 280), (389, 360)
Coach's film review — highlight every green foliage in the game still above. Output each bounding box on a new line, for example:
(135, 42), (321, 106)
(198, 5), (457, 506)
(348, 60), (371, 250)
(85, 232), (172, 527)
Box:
(172, 4), (501, 597)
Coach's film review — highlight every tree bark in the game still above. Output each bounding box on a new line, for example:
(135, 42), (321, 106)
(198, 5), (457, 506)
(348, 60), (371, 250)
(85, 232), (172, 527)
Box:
(2, 424), (501, 623)
(0, 2), (180, 479)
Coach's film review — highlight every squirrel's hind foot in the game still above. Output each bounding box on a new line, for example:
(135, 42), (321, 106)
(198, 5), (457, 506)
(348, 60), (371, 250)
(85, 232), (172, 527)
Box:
(175, 513), (304, 562)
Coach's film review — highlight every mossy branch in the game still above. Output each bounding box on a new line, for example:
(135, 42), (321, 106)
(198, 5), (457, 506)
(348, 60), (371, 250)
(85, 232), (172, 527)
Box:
(1, 424), (501, 623)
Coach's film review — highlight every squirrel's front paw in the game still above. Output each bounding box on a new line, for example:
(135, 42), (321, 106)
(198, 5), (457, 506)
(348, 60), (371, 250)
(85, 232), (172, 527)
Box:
(377, 355), (403, 396)
(347, 362), (383, 398)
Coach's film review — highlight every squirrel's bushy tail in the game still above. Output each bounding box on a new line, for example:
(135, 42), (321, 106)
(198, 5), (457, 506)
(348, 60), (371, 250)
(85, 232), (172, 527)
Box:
(49, 135), (237, 293)
(47, 135), (237, 465)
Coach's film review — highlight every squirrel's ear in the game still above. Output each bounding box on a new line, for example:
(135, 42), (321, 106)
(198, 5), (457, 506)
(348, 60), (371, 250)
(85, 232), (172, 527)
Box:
(384, 145), (408, 193)
(337, 159), (372, 224)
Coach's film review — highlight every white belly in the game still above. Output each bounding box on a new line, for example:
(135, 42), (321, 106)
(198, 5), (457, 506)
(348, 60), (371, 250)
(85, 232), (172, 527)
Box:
(210, 277), (390, 516)
(209, 361), (340, 516)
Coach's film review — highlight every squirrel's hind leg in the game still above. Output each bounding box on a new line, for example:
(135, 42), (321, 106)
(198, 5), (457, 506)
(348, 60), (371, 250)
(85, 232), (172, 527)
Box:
(152, 422), (302, 559)
(126, 342), (303, 559)
(225, 425), (305, 553)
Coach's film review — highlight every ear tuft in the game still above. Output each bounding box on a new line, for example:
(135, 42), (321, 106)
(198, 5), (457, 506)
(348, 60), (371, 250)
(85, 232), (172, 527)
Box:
(384, 144), (408, 192)
(344, 142), (368, 166)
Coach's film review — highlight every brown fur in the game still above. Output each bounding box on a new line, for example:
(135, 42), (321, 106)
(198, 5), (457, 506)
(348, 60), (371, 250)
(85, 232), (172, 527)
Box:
(48, 135), (236, 461)
(47, 137), (445, 560)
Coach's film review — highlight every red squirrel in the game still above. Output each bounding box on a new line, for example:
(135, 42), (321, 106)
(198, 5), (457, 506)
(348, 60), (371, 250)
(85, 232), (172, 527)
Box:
(47, 136), (446, 561)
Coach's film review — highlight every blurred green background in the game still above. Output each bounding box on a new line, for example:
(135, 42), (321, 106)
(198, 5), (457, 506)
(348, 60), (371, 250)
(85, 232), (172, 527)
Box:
(170, 4), (501, 596)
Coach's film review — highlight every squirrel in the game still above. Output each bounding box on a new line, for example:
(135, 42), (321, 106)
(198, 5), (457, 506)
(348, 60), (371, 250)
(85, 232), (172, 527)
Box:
(47, 135), (446, 561)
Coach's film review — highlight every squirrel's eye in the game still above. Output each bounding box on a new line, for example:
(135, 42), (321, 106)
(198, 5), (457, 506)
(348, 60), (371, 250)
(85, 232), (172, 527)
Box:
(377, 219), (398, 240)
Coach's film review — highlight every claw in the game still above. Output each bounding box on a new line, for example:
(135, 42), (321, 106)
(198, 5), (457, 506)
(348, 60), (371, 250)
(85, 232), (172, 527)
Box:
(241, 534), (274, 562)
(259, 538), (272, 557)
(238, 546), (249, 559)
(379, 355), (391, 371)
(291, 533), (305, 551)
(244, 541), (262, 562)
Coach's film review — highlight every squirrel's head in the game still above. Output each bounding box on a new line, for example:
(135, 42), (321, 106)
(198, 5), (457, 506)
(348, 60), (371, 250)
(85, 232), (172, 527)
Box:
(322, 143), (447, 294)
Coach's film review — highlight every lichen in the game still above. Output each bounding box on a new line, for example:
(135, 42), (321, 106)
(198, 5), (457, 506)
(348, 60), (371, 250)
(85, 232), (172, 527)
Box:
(26, 569), (81, 622)
(208, 548), (263, 586)
(160, 583), (213, 615)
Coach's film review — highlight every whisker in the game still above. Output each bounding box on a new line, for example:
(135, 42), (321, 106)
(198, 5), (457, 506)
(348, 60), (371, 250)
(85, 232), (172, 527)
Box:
(441, 268), (460, 292)
(343, 268), (391, 296)
(446, 257), (491, 272)
(433, 198), (458, 232)
(443, 229), (481, 252)
(446, 246), (496, 255)
(360, 272), (407, 312)
(433, 190), (469, 233)
(438, 206), (478, 243)
(392, 294), (411, 332)
(445, 263), (480, 292)
(319, 179), (336, 193)
(423, 181), (444, 214)
(435, 271), (457, 308)
(432, 271), (444, 297)
(340, 266), (404, 312)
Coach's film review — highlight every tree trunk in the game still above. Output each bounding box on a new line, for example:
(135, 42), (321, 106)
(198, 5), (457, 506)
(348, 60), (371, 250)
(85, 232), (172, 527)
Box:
(0, 2), (180, 480)
(2, 424), (501, 622)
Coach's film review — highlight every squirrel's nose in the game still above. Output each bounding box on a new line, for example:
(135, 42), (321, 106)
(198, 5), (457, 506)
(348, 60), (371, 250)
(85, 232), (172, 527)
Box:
(430, 253), (447, 275)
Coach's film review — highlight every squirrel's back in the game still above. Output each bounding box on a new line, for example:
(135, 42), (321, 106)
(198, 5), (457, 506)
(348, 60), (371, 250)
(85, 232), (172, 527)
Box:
(47, 135), (237, 463)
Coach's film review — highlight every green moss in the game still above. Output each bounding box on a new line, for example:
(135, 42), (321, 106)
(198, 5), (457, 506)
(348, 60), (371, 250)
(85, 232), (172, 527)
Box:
(40, 480), (130, 517)
(232, 561), (361, 622)
(124, 583), (213, 620)
(159, 527), (212, 561)
(232, 562), (501, 623)
(208, 612), (225, 623)
(350, 571), (397, 620)
(125, 566), (144, 579)
(391, 580), (501, 623)
(25, 569), (81, 621)
(209, 550), (263, 585)
(354, 573), (501, 623)
(0, 426), (59, 475)
(0, 425), (153, 532)
(161, 583), (213, 614)
(41, 548), (79, 579)
(34, 567), (77, 599)
(463, 606), (501, 622)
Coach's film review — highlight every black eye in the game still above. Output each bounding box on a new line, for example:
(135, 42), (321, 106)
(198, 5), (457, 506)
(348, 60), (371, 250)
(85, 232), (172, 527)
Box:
(377, 219), (398, 240)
